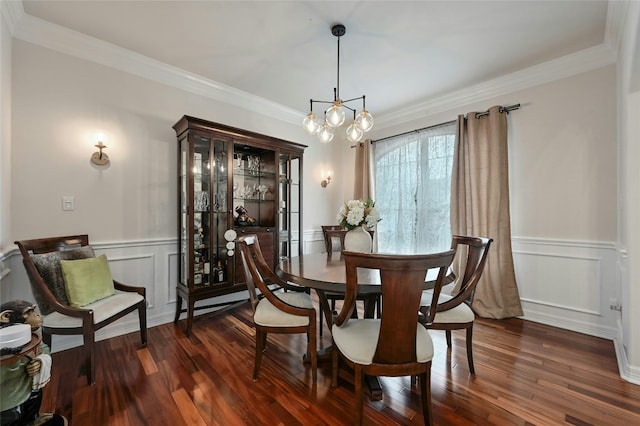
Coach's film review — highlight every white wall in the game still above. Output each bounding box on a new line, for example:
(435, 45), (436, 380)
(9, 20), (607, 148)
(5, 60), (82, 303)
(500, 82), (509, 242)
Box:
(0, 3), (12, 255)
(10, 41), (344, 242)
(617, 0), (640, 384)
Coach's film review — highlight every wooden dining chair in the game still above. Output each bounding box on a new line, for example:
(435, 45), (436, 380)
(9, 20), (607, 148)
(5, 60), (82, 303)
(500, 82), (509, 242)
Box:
(14, 235), (147, 385)
(236, 234), (318, 382)
(419, 235), (492, 374)
(319, 226), (380, 336)
(332, 249), (455, 426)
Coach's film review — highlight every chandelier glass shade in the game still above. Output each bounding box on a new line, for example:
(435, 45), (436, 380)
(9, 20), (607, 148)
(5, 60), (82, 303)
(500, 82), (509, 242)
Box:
(303, 24), (374, 143)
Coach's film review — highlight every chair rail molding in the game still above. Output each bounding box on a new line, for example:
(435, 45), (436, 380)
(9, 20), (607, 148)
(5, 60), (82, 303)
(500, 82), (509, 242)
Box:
(2, 235), (623, 358)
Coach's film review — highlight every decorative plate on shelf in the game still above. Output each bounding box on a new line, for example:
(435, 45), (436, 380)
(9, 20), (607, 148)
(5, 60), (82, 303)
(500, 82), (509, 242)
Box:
(224, 229), (237, 242)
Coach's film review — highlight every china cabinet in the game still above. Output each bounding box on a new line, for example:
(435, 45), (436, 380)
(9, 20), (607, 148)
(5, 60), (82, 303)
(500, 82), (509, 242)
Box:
(173, 116), (305, 336)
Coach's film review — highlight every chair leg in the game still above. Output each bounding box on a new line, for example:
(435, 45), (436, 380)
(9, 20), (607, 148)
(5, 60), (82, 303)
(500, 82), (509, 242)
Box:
(419, 366), (433, 426)
(466, 325), (475, 374)
(85, 330), (95, 385)
(319, 309), (324, 337)
(309, 328), (317, 383)
(138, 303), (148, 346)
(445, 330), (452, 348)
(354, 364), (364, 426)
(42, 331), (52, 349)
(253, 329), (266, 381)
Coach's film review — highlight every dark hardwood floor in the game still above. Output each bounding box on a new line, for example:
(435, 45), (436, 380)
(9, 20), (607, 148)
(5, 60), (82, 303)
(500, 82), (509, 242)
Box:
(41, 300), (640, 425)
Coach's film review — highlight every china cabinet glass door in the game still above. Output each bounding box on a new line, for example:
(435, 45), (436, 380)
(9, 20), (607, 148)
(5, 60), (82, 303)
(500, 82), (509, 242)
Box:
(278, 152), (302, 260)
(179, 134), (230, 289)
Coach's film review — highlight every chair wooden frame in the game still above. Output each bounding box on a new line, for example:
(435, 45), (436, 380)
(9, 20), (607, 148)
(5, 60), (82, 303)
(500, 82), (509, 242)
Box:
(14, 235), (147, 385)
(332, 249), (455, 426)
(237, 234), (318, 382)
(420, 235), (492, 374)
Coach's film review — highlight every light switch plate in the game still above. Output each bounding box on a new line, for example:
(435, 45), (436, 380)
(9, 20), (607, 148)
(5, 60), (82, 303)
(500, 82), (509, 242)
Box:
(62, 196), (75, 211)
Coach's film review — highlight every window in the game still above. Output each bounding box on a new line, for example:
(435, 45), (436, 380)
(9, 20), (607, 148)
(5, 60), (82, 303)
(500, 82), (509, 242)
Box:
(373, 122), (456, 254)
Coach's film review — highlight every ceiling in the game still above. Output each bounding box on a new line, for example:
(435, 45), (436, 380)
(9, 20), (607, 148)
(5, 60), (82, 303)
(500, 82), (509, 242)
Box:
(20, 0), (612, 121)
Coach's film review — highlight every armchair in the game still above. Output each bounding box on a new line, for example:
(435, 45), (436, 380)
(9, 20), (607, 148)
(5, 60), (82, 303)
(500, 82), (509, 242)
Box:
(332, 249), (455, 425)
(237, 234), (317, 382)
(14, 235), (147, 385)
(419, 235), (492, 374)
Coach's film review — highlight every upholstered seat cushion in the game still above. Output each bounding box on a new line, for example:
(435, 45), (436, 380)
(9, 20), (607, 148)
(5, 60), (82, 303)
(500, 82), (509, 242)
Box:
(421, 290), (475, 323)
(253, 291), (313, 327)
(42, 290), (143, 328)
(332, 319), (434, 365)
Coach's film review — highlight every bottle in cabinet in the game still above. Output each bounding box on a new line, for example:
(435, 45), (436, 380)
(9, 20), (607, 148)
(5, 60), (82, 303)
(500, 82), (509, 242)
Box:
(217, 260), (225, 283)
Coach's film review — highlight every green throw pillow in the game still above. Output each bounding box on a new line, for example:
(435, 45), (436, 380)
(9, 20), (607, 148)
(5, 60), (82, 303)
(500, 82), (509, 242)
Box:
(60, 254), (115, 307)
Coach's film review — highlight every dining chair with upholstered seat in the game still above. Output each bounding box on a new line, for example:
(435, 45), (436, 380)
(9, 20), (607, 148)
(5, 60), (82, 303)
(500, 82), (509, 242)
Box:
(14, 235), (147, 385)
(237, 234), (318, 382)
(319, 226), (380, 336)
(332, 249), (455, 426)
(419, 235), (492, 374)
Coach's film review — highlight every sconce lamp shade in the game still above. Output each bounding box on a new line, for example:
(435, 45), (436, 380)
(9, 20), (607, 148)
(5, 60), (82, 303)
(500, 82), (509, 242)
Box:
(91, 141), (110, 166)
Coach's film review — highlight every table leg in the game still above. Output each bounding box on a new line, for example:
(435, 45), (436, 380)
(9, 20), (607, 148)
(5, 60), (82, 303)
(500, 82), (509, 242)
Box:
(314, 289), (334, 329)
(363, 294), (378, 318)
(302, 289), (334, 363)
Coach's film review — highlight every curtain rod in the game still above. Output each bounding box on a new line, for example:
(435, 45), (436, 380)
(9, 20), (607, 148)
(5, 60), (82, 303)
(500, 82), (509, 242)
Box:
(475, 103), (520, 118)
(368, 119), (456, 145)
(358, 103), (521, 146)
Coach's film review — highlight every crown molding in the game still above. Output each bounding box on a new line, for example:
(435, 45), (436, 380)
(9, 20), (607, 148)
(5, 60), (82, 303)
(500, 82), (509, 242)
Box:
(375, 43), (616, 128)
(1, 0), (25, 35)
(10, 11), (303, 126)
(604, 0), (628, 53)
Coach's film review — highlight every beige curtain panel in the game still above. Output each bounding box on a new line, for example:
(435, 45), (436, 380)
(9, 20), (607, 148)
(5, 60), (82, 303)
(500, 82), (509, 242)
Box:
(353, 140), (372, 201)
(354, 140), (378, 251)
(451, 106), (523, 319)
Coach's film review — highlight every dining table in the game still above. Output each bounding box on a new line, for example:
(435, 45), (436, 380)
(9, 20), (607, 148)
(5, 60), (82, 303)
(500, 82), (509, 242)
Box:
(276, 252), (383, 328)
(276, 251), (450, 400)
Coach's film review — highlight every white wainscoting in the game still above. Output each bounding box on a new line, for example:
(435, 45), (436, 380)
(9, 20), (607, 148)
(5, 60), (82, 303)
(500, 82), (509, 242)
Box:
(0, 234), (623, 355)
(512, 237), (620, 340)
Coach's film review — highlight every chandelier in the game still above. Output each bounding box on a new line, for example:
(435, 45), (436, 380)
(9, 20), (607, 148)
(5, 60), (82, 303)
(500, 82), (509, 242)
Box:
(303, 24), (374, 144)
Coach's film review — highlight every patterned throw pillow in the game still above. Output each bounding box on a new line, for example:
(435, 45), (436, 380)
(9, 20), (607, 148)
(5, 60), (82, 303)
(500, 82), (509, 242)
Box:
(29, 246), (95, 315)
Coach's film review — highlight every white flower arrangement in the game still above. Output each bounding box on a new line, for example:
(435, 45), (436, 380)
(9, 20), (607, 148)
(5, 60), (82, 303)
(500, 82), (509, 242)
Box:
(337, 199), (381, 231)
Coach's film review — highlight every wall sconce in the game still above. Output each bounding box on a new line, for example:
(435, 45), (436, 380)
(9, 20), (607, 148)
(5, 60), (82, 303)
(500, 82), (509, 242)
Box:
(91, 133), (110, 166)
(321, 171), (332, 188)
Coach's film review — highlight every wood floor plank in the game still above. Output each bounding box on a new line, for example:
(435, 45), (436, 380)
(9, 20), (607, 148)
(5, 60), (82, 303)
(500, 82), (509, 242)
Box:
(39, 301), (640, 425)
(172, 387), (208, 426)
